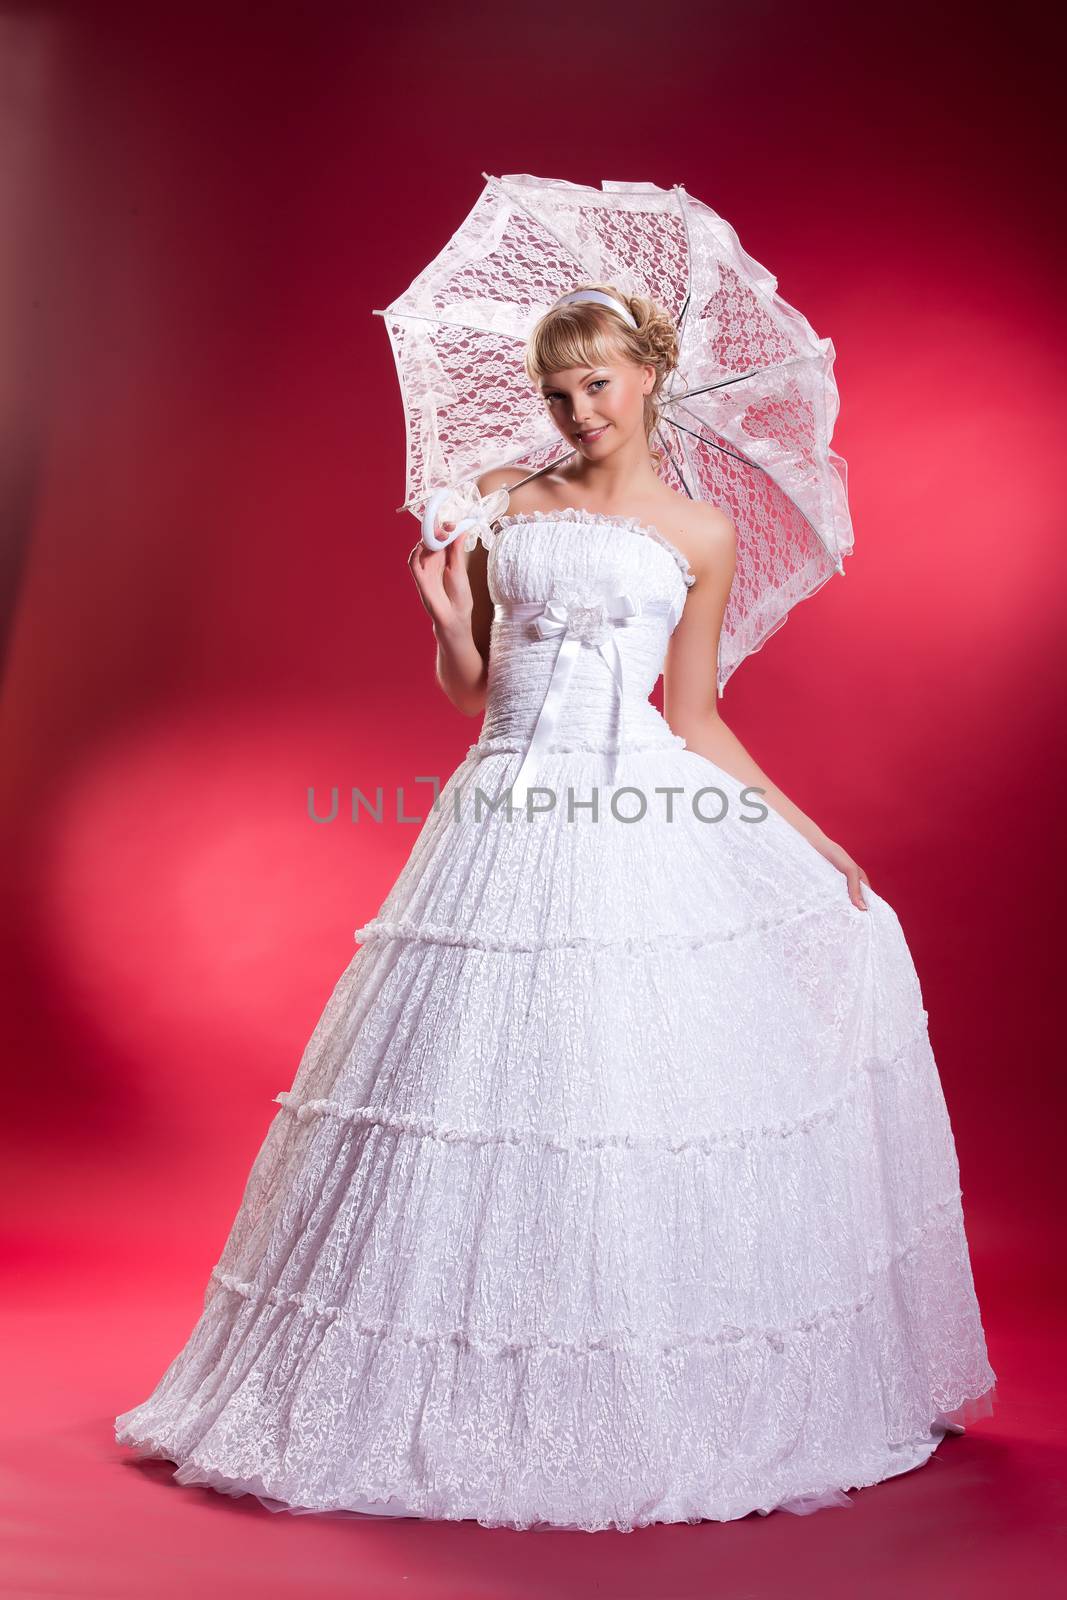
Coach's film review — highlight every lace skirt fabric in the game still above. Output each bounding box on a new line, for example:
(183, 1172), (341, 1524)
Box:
(115, 741), (997, 1531)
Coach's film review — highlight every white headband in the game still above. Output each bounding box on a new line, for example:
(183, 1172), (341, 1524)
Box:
(553, 289), (638, 329)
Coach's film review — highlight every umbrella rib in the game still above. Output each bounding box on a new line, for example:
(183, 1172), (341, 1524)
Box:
(659, 185), (695, 445)
(659, 353), (820, 407)
(662, 411), (838, 565)
(481, 173), (591, 278)
(661, 412), (766, 471)
(653, 424), (696, 499)
(660, 370), (765, 405)
(372, 307), (528, 342)
(673, 183), (694, 343)
(394, 447), (576, 515)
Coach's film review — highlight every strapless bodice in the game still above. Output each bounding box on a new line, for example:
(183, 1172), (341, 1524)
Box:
(473, 508), (697, 784)
(474, 512), (695, 783)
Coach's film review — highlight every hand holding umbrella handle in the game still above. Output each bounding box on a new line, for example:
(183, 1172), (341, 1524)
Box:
(421, 487), (476, 551)
(420, 482), (514, 553)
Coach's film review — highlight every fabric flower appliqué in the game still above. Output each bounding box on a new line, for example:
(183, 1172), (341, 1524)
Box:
(562, 600), (611, 646)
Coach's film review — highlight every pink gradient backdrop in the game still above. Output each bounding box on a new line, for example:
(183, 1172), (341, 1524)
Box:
(1, 2), (1063, 1595)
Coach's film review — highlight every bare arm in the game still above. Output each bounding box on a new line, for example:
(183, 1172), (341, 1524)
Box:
(412, 535), (487, 716)
(664, 508), (870, 909)
(405, 467), (521, 718)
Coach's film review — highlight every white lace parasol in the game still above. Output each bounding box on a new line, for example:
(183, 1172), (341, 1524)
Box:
(375, 173), (855, 694)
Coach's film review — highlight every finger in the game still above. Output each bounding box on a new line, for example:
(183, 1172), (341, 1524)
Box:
(850, 869), (868, 910)
(443, 549), (472, 590)
(411, 541), (444, 573)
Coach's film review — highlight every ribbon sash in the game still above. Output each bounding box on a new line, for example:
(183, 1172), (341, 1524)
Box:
(497, 593), (672, 807)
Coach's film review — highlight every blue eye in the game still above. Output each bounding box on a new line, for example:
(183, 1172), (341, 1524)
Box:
(545, 379), (608, 401)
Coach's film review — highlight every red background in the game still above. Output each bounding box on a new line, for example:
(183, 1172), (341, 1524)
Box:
(2, 2), (1063, 1595)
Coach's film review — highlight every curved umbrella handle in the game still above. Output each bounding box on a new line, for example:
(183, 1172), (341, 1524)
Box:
(421, 487), (477, 551)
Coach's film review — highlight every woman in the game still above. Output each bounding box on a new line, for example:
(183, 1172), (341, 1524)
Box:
(116, 284), (996, 1531)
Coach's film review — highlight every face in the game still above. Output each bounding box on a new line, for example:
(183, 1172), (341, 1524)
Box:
(539, 355), (656, 455)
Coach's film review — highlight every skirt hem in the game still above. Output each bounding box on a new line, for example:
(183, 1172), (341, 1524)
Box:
(115, 1380), (997, 1534)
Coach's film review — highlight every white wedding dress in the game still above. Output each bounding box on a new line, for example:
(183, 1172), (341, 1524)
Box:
(115, 508), (997, 1531)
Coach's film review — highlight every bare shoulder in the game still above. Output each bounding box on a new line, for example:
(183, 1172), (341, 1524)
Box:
(665, 497), (737, 583)
(476, 464), (536, 497)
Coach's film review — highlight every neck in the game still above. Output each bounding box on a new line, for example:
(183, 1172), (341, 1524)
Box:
(562, 430), (660, 508)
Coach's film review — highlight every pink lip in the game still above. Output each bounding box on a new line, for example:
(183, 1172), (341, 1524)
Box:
(578, 426), (608, 442)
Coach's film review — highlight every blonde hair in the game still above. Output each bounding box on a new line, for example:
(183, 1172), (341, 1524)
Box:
(524, 283), (680, 470)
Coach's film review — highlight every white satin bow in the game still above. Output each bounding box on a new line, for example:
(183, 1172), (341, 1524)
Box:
(502, 592), (645, 807)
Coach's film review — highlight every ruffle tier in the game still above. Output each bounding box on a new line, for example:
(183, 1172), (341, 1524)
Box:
(116, 1187), (996, 1532)
(115, 741), (997, 1529)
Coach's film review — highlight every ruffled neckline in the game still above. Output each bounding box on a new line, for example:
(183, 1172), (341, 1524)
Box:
(494, 507), (696, 590)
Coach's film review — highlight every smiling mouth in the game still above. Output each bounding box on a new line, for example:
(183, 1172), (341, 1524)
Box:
(577, 425), (609, 442)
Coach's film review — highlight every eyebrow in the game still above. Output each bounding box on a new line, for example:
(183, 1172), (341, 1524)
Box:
(539, 368), (603, 390)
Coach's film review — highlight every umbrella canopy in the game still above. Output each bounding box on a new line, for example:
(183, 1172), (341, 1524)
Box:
(376, 173), (854, 694)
